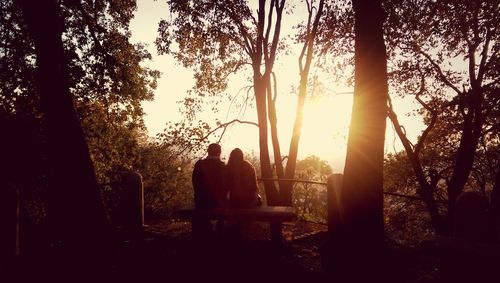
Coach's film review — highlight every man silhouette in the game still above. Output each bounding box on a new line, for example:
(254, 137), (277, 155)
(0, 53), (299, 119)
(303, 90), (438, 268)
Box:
(191, 143), (227, 240)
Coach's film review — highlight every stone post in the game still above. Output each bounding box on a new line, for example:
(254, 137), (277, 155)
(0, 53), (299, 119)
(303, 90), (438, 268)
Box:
(120, 171), (144, 236)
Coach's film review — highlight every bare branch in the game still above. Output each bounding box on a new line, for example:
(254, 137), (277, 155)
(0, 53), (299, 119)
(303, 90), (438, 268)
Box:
(225, 85), (253, 120)
(418, 49), (462, 95)
(477, 27), (492, 84)
(263, 0), (275, 61)
(255, 0), (266, 62)
(195, 119), (259, 143)
(467, 37), (478, 89)
(264, 0), (286, 76)
(299, 0), (314, 72)
(414, 74), (438, 156)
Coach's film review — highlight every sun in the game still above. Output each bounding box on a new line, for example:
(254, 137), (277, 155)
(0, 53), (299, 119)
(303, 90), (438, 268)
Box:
(271, 93), (353, 172)
(301, 95), (352, 161)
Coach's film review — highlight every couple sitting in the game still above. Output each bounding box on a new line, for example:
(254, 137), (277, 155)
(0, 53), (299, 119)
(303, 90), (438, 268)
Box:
(192, 143), (261, 211)
(191, 143), (261, 239)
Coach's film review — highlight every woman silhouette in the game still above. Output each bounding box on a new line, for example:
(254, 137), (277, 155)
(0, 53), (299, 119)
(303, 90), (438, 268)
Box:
(226, 148), (261, 208)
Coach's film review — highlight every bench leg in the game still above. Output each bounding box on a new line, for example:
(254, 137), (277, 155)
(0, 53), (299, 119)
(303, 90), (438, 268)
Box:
(270, 222), (282, 244)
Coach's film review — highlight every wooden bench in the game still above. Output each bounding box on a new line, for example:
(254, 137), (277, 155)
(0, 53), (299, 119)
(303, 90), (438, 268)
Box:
(178, 205), (297, 243)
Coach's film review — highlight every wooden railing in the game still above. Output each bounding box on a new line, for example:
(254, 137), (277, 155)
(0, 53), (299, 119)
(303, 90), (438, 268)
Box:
(258, 176), (447, 203)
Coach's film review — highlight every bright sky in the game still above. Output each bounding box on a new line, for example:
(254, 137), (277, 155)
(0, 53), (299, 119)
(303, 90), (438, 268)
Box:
(130, 1), (424, 173)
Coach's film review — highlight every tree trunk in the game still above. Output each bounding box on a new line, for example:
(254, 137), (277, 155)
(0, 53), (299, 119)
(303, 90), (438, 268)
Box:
(282, 73), (308, 205)
(446, 109), (483, 228)
(330, 0), (387, 279)
(18, 0), (109, 272)
(254, 76), (280, 205)
(387, 110), (444, 233)
(267, 76), (284, 179)
(282, 0), (324, 206)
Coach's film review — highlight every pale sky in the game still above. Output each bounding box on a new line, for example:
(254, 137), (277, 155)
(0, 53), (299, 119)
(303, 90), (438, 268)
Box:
(130, 1), (424, 172)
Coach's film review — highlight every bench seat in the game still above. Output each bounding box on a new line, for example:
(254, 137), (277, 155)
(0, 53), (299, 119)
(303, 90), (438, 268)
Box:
(178, 205), (297, 223)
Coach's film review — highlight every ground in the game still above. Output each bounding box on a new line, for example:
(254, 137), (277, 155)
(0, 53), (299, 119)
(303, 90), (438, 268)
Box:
(9, 218), (499, 282)
(145, 218), (329, 273)
(122, 218), (439, 282)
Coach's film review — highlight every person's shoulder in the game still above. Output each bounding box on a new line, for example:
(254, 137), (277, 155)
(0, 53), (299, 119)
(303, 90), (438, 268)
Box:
(214, 159), (226, 169)
(194, 158), (205, 168)
(201, 158), (225, 167)
(242, 160), (255, 171)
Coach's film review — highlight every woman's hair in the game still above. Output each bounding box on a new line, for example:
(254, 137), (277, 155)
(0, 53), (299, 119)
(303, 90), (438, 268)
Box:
(227, 148), (244, 168)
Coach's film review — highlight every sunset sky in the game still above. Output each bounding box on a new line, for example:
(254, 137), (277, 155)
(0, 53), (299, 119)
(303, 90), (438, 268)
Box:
(130, 1), (424, 172)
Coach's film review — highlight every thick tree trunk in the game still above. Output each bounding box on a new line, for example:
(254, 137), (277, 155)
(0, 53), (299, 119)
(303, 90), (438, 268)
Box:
(18, 0), (109, 272)
(342, 0), (387, 245)
(327, 0), (387, 279)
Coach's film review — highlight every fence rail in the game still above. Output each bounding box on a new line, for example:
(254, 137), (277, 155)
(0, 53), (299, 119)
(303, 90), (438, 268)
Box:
(257, 177), (447, 204)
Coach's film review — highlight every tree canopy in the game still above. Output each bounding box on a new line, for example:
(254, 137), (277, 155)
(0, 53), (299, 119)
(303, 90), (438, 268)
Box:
(1, 0), (160, 184)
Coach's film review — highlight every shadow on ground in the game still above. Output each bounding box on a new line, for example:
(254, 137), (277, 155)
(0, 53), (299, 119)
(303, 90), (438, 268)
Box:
(8, 219), (489, 282)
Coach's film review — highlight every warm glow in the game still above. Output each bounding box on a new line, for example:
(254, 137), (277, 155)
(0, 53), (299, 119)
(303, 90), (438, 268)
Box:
(301, 95), (353, 159)
(214, 92), (353, 172)
(132, 1), (424, 173)
(282, 94), (353, 171)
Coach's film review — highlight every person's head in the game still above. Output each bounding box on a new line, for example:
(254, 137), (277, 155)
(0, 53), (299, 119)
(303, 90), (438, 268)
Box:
(228, 148), (244, 166)
(207, 143), (221, 158)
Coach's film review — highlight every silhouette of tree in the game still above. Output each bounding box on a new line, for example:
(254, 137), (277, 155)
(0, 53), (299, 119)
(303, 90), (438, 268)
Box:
(384, 0), (499, 233)
(319, 0), (499, 234)
(2, 0), (161, 275)
(331, 0), (388, 279)
(156, 0), (325, 205)
(16, 0), (109, 270)
(1, 0), (159, 185)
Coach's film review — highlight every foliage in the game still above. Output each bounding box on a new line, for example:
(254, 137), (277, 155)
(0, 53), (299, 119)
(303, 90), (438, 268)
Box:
(134, 140), (194, 219)
(1, 0), (159, 227)
(155, 0), (266, 153)
(1, 0), (159, 183)
(292, 155), (331, 223)
(383, 152), (437, 246)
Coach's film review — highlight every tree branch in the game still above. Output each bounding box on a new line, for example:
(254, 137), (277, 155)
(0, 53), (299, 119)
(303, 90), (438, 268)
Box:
(477, 27), (492, 84)
(263, 0), (275, 62)
(414, 74), (437, 156)
(298, 0), (313, 73)
(264, 0), (285, 76)
(195, 119), (259, 143)
(418, 49), (462, 95)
